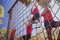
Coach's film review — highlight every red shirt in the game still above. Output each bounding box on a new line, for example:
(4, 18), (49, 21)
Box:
(32, 7), (39, 15)
(27, 25), (32, 35)
(10, 29), (16, 38)
(43, 9), (53, 22)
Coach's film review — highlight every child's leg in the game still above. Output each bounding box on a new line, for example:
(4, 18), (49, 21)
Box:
(51, 21), (60, 28)
(27, 34), (31, 40)
(50, 21), (60, 40)
(46, 27), (52, 40)
(55, 21), (60, 27)
(44, 21), (52, 40)
(10, 38), (14, 40)
(23, 35), (26, 40)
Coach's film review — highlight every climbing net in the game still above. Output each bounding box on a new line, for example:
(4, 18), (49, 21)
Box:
(9, 0), (60, 40)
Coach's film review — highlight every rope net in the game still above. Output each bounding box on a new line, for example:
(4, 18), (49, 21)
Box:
(9, 0), (60, 40)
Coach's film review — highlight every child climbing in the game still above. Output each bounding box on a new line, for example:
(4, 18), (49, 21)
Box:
(23, 20), (32, 40)
(31, 3), (40, 23)
(36, 0), (60, 40)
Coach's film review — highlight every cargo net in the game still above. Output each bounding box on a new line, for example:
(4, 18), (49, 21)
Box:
(11, 0), (60, 40)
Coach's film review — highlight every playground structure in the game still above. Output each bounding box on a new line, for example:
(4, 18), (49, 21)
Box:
(8, 0), (60, 40)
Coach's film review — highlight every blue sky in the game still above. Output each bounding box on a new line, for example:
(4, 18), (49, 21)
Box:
(0, 0), (16, 29)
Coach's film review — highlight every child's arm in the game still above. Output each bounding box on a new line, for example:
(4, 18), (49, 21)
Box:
(41, 8), (48, 16)
(41, 9), (46, 16)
